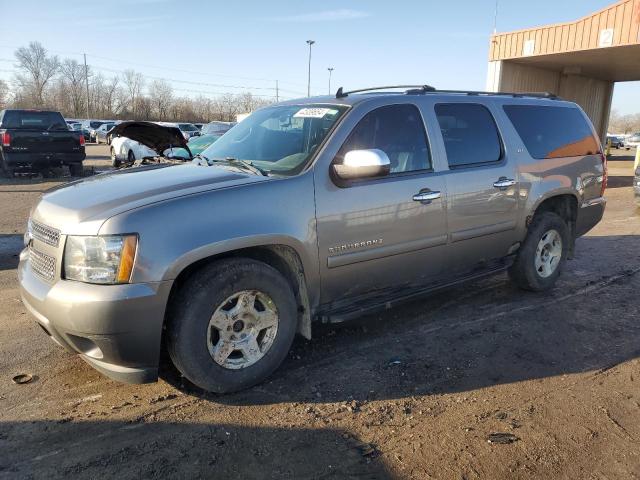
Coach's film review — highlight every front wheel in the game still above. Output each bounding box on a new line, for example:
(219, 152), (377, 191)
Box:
(509, 212), (570, 291)
(166, 259), (298, 393)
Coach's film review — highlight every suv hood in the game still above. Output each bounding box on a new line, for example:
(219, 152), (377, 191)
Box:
(31, 163), (270, 234)
(110, 121), (192, 157)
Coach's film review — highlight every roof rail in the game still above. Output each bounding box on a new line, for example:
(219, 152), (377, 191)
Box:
(335, 85), (559, 100)
(335, 85), (435, 98)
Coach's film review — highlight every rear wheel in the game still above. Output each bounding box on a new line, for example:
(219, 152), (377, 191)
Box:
(127, 150), (135, 164)
(166, 258), (298, 393)
(509, 212), (569, 291)
(69, 163), (83, 177)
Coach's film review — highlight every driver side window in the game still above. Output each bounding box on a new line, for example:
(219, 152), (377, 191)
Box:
(336, 104), (431, 174)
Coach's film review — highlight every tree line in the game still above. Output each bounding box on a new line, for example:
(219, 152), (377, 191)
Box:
(0, 42), (273, 122)
(608, 110), (640, 135)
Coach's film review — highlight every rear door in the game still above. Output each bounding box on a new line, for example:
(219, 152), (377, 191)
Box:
(314, 102), (449, 307)
(431, 101), (521, 274)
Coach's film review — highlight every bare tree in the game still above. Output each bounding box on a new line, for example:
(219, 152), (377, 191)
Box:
(59, 59), (86, 117)
(122, 69), (144, 119)
(13, 41), (60, 107)
(148, 79), (173, 120)
(0, 79), (8, 109)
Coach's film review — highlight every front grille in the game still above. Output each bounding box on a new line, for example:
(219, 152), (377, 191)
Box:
(30, 220), (60, 247)
(29, 247), (56, 282)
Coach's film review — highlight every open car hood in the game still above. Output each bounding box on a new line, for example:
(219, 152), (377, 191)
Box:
(109, 121), (192, 158)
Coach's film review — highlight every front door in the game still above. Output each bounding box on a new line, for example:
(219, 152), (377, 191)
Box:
(314, 102), (449, 308)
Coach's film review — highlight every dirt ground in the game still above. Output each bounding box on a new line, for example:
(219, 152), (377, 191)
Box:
(1, 145), (639, 479)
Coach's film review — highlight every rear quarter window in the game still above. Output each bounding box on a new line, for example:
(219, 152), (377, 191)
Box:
(503, 105), (600, 159)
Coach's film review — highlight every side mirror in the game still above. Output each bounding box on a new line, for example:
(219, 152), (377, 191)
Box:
(333, 149), (391, 180)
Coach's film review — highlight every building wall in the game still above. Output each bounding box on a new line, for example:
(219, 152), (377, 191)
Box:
(490, 0), (640, 61)
(487, 61), (613, 140)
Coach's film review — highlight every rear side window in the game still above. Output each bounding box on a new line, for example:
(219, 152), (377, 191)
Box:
(337, 104), (432, 174)
(2, 111), (67, 130)
(435, 103), (502, 167)
(503, 105), (600, 159)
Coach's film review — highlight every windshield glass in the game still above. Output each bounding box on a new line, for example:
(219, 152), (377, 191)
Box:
(3, 111), (68, 130)
(179, 123), (198, 131)
(199, 104), (348, 176)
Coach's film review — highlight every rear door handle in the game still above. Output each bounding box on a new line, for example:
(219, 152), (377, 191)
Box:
(413, 191), (441, 203)
(493, 178), (516, 188)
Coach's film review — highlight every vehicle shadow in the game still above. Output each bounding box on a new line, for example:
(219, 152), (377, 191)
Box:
(607, 175), (634, 188)
(161, 234), (640, 406)
(2, 420), (392, 479)
(0, 234), (23, 271)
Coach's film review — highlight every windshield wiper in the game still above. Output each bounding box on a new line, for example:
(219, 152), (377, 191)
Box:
(210, 157), (269, 176)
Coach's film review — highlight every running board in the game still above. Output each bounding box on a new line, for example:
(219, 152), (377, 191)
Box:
(317, 263), (512, 324)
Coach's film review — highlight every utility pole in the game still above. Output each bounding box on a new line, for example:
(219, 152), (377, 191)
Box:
(275, 79), (279, 102)
(83, 53), (90, 119)
(306, 40), (315, 97)
(493, 0), (499, 34)
(327, 67), (334, 95)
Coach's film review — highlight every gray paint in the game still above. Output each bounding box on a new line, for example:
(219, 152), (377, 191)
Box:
(19, 92), (606, 384)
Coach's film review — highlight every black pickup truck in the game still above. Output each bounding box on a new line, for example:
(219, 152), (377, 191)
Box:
(0, 109), (85, 176)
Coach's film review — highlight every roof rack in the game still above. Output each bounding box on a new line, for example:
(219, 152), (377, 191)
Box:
(335, 86), (559, 100)
(335, 85), (435, 98)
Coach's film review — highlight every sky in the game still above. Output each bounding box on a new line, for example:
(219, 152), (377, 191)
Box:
(0, 0), (637, 113)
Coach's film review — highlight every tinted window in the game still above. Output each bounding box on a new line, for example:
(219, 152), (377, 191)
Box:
(504, 105), (599, 159)
(2, 110), (67, 130)
(337, 104), (431, 174)
(435, 103), (502, 167)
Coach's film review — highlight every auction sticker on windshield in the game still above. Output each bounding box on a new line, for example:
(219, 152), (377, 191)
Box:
(294, 108), (337, 118)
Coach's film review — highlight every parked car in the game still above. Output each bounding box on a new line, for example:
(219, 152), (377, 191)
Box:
(635, 164), (640, 206)
(194, 123), (204, 130)
(201, 121), (235, 136)
(626, 134), (640, 148)
(80, 120), (107, 142)
(95, 122), (116, 144)
(109, 121), (190, 167)
(160, 122), (200, 140)
(18, 87), (606, 393)
(0, 109), (85, 176)
(606, 135), (627, 149)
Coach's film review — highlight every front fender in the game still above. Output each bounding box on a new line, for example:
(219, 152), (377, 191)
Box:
(99, 173), (320, 306)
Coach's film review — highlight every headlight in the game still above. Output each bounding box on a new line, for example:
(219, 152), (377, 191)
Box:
(64, 235), (138, 284)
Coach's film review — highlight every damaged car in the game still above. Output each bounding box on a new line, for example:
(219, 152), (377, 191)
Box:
(109, 121), (194, 168)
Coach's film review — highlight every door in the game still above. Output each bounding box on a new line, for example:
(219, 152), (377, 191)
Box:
(314, 103), (449, 307)
(432, 102), (520, 273)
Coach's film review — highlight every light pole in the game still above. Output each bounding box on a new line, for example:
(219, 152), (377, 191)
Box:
(306, 40), (315, 97)
(327, 67), (334, 95)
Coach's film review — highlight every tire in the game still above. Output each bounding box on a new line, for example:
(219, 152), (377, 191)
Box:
(0, 155), (14, 178)
(509, 212), (570, 292)
(95, 136), (100, 145)
(69, 163), (83, 177)
(127, 150), (135, 164)
(166, 258), (298, 393)
(110, 148), (120, 168)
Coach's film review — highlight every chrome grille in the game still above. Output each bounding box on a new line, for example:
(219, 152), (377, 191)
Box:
(30, 220), (60, 247)
(29, 247), (56, 282)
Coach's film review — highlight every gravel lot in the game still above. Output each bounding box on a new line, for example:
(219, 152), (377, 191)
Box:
(1, 145), (639, 479)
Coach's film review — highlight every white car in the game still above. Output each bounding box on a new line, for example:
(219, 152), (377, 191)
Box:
(109, 121), (192, 167)
(110, 136), (157, 166)
(626, 134), (640, 148)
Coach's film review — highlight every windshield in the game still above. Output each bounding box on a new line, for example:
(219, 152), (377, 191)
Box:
(199, 104), (348, 176)
(179, 123), (198, 131)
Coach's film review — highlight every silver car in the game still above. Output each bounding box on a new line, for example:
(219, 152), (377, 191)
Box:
(19, 86), (606, 393)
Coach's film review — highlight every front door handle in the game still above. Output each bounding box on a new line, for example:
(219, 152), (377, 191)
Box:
(413, 190), (441, 203)
(493, 178), (516, 189)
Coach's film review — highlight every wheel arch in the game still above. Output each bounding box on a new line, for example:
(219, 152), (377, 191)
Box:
(528, 192), (578, 257)
(166, 243), (313, 340)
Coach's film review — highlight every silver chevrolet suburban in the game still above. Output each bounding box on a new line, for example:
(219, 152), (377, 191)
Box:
(18, 86), (607, 393)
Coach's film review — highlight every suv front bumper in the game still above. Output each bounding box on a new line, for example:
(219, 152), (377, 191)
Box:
(18, 248), (172, 384)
